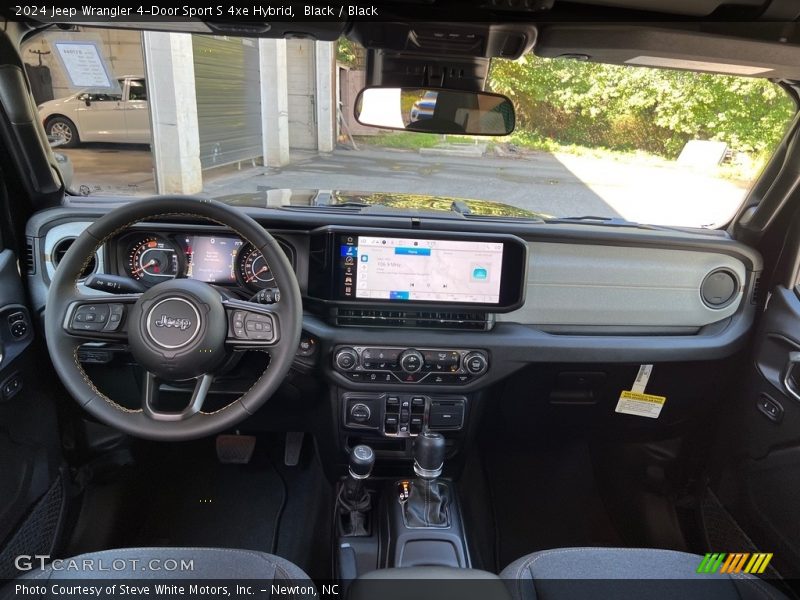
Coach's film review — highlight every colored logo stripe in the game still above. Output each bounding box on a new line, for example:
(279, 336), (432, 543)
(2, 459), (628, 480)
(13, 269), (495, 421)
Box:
(746, 553), (773, 574)
(697, 554), (725, 573)
(697, 553), (773, 574)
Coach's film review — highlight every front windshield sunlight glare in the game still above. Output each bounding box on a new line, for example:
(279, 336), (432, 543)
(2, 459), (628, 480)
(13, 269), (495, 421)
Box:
(24, 28), (796, 228)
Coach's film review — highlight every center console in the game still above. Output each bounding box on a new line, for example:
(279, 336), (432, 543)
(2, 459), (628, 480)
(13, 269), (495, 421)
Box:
(336, 433), (472, 582)
(312, 228), (528, 580)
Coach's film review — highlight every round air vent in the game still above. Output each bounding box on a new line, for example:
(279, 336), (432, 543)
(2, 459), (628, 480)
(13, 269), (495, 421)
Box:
(52, 238), (97, 279)
(700, 269), (738, 309)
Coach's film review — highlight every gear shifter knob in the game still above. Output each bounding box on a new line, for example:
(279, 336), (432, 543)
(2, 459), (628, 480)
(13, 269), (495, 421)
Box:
(413, 431), (445, 479)
(349, 444), (375, 479)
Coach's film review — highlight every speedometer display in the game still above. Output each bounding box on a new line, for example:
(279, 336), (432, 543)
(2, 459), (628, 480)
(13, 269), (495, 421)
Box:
(127, 236), (180, 285)
(238, 245), (274, 290)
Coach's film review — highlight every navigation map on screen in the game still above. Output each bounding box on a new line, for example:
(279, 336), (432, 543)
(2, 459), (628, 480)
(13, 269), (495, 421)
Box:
(340, 236), (504, 304)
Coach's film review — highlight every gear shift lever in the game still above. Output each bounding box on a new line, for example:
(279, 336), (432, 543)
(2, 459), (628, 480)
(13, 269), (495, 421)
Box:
(414, 430), (446, 479)
(338, 445), (375, 536)
(404, 431), (450, 527)
(344, 444), (375, 502)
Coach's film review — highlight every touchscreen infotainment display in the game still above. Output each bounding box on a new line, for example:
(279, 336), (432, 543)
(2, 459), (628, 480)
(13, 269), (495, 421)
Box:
(339, 235), (505, 304)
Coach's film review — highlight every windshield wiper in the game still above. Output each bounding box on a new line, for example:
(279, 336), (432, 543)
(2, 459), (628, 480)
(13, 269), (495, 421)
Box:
(544, 215), (721, 234)
(450, 200), (471, 215)
(544, 215), (649, 227)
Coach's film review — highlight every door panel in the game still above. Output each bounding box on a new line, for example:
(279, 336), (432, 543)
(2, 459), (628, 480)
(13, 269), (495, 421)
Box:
(75, 92), (125, 142)
(122, 78), (151, 144)
(710, 286), (800, 579)
(0, 249), (63, 577)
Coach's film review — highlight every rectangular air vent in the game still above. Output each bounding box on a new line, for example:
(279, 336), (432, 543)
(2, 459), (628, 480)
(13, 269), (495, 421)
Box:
(25, 237), (35, 275)
(751, 274), (764, 305)
(334, 308), (491, 331)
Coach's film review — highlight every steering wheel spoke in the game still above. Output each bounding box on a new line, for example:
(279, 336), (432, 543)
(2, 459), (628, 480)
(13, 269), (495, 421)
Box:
(223, 298), (281, 350)
(142, 371), (214, 421)
(63, 294), (139, 342)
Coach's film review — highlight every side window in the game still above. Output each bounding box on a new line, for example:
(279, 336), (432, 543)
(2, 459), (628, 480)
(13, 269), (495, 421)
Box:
(88, 92), (122, 102)
(128, 79), (147, 101)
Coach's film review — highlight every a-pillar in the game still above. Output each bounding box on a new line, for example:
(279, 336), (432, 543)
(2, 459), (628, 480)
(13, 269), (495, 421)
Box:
(142, 31), (202, 194)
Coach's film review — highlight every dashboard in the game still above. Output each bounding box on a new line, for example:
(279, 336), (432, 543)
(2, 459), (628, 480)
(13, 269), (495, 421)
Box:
(24, 203), (762, 449)
(28, 207), (760, 367)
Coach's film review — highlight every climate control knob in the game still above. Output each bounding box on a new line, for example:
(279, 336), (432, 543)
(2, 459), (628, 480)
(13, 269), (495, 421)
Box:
(398, 349), (424, 373)
(335, 347), (359, 371)
(464, 352), (489, 376)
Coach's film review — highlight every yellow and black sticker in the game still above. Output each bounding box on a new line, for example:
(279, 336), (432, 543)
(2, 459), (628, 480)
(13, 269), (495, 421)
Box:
(615, 390), (667, 419)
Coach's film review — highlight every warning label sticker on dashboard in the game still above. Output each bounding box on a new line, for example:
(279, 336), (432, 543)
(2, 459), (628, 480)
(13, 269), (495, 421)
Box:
(615, 390), (667, 419)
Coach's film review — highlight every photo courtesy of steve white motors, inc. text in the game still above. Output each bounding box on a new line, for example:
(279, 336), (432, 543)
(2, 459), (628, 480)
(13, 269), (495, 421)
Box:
(12, 555), (337, 598)
(11, 3), (380, 19)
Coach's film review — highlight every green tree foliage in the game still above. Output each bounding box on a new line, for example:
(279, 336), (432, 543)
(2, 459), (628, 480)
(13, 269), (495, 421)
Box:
(337, 38), (359, 67)
(489, 55), (795, 159)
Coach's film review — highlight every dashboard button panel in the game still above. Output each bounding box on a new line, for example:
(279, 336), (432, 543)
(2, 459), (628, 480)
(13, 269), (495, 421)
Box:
(333, 346), (488, 385)
(342, 392), (466, 437)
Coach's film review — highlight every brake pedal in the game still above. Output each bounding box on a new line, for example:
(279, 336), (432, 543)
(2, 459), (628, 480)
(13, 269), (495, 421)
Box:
(216, 434), (256, 464)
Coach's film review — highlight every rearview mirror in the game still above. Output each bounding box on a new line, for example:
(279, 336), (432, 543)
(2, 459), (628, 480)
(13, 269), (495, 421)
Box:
(355, 87), (515, 136)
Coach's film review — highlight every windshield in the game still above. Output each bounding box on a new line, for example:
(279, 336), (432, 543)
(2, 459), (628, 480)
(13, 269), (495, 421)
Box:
(25, 28), (796, 228)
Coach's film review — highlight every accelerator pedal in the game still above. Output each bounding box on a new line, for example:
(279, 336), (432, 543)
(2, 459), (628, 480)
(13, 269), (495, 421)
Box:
(216, 434), (256, 464)
(284, 432), (305, 466)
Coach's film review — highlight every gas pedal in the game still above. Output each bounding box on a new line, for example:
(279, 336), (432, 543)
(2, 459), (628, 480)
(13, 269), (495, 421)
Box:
(284, 432), (304, 466)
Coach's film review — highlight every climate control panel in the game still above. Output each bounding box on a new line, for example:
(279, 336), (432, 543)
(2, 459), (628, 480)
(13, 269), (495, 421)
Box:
(332, 346), (489, 385)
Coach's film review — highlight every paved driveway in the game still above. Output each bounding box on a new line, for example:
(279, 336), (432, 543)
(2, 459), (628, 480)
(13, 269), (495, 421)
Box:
(62, 145), (748, 228)
(206, 147), (748, 227)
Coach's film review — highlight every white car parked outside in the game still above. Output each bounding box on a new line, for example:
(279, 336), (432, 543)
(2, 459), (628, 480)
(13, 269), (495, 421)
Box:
(38, 76), (150, 147)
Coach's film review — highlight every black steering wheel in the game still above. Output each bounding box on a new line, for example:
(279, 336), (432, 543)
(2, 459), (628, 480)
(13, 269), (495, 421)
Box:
(44, 196), (302, 441)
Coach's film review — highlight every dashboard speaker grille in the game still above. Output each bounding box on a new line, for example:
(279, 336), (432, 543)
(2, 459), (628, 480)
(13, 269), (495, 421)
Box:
(334, 308), (491, 330)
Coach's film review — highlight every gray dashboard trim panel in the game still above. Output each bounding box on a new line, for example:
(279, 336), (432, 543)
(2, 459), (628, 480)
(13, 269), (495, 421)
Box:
(498, 241), (747, 327)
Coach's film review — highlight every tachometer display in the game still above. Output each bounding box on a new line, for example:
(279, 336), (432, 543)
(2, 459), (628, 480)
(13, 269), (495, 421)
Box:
(238, 245), (274, 290)
(127, 236), (180, 284)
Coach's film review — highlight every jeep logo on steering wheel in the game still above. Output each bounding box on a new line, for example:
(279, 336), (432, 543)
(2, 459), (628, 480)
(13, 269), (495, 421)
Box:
(153, 314), (192, 331)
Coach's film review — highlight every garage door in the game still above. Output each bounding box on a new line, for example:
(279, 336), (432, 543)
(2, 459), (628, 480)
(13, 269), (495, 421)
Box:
(192, 35), (262, 169)
(286, 39), (318, 151)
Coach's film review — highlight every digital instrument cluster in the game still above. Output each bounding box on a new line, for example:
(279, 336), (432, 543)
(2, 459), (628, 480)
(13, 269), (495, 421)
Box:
(115, 231), (292, 292)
